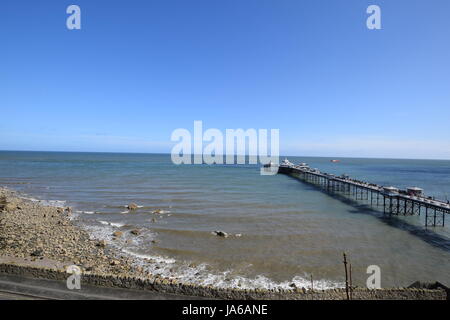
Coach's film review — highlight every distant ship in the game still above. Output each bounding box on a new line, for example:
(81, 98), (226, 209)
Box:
(264, 159), (290, 167)
(330, 159), (340, 163)
(263, 161), (274, 168)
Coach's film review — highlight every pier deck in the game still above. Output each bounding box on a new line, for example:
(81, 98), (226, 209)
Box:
(276, 160), (450, 227)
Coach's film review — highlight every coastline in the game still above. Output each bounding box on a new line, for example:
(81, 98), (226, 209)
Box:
(0, 186), (446, 300)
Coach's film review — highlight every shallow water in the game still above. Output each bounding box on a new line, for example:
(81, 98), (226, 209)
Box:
(0, 151), (449, 289)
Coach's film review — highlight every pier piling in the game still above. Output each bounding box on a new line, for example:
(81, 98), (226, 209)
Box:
(276, 159), (450, 227)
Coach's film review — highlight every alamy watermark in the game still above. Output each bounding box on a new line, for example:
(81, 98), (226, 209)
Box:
(366, 265), (381, 289)
(367, 5), (382, 30)
(170, 121), (279, 175)
(65, 5), (381, 31)
(66, 5), (81, 30)
(66, 265), (81, 290)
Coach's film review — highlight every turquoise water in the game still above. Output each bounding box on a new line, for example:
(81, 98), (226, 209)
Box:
(0, 151), (449, 289)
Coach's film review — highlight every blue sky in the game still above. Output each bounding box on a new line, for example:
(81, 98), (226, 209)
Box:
(1, 0), (449, 159)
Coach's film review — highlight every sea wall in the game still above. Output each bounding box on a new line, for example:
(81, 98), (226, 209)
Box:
(0, 263), (446, 300)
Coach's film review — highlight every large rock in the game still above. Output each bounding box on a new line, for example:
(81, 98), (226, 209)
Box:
(96, 240), (107, 248)
(127, 203), (138, 210)
(112, 231), (123, 238)
(2, 201), (19, 212)
(212, 230), (228, 238)
(30, 248), (44, 257)
(130, 229), (141, 236)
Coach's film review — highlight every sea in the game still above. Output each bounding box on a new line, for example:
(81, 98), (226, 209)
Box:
(0, 151), (449, 289)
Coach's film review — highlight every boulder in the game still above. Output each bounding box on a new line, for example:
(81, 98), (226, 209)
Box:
(96, 240), (107, 248)
(212, 230), (228, 238)
(3, 201), (18, 212)
(127, 203), (138, 210)
(112, 231), (123, 238)
(30, 248), (44, 257)
(130, 229), (141, 236)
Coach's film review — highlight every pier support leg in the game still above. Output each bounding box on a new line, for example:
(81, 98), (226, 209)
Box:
(389, 197), (393, 216)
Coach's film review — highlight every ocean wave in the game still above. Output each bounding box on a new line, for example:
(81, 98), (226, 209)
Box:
(99, 220), (125, 228)
(19, 196), (66, 208)
(40, 199), (67, 207)
(80, 217), (344, 291)
(78, 211), (95, 214)
(110, 222), (125, 228)
(122, 249), (177, 264)
(116, 246), (343, 291)
(17, 191), (344, 292)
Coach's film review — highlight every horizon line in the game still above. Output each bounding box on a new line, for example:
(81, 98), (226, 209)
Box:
(0, 149), (449, 162)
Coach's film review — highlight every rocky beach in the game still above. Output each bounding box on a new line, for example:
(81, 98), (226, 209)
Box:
(0, 187), (143, 277)
(0, 186), (446, 300)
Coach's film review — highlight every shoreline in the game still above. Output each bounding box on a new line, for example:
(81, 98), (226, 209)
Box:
(0, 186), (446, 300)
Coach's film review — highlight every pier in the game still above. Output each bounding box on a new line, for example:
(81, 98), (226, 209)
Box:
(275, 159), (450, 227)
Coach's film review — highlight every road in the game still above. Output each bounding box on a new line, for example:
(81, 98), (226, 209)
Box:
(0, 274), (205, 300)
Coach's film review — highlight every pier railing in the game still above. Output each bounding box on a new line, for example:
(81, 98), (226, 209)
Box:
(276, 161), (449, 227)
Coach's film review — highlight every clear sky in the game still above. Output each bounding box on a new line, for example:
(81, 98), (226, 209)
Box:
(1, 0), (449, 159)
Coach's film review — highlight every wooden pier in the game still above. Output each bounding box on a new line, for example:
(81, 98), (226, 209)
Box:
(276, 160), (450, 227)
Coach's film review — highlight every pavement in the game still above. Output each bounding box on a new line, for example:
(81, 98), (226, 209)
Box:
(0, 273), (205, 300)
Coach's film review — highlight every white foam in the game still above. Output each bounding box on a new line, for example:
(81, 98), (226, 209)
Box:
(40, 199), (67, 207)
(98, 220), (125, 228)
(121, 249), (176, 264)
(152, 209), (170, 214)
(118, 249), (344, 291)
(21, 196), (66, 208)
(110, 222), (125, 228)
(75, 210), (95, 214)
(82, 224), (114, 241)
(76, 212), (343, 292)
(21, 196), (40, 202)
